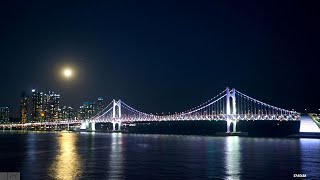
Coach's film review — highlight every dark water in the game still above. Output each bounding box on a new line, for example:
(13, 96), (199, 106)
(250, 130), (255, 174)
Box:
(0, 131), (319, 180)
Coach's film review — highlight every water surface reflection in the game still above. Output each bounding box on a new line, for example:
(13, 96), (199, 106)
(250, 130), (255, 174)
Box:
(2, 132), (320, 179)
(108, 133), (124, 179)
(300, 138), (320, 179)
(49, 133), (83, 180)
(224, 136), (241, 180)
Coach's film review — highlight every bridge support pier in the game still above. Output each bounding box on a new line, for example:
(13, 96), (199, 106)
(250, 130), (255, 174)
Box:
(227, 120), (232, 133)
(80, 120), (96, 132)
(112, 122), (121, 131)
(118, 122), (121, 131)
(80, 120), (86, 130)
(233, 120), (237, 133)
(90, 122), (96, 131)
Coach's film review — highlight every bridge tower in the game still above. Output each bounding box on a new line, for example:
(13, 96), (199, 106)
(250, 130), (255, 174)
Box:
(226, 87), (237, 133)
(112, 99), (122, 131)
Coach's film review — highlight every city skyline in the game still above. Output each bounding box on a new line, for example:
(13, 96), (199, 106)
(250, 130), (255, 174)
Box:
(17, 88), (105, 122)
(1, 1), (320, 118)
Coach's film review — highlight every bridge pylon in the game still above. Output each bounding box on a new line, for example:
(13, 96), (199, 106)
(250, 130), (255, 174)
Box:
(112, 99), (122, 131)
(226, 87), (237, 133)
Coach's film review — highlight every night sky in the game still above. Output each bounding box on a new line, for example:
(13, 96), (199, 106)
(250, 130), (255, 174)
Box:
(1, 0), (319, 117)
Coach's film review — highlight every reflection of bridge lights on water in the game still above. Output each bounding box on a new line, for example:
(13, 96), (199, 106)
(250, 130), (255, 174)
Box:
(224, 137), (241, 180)
(50, 133), (82, 180)
(108, 133), (124, 179)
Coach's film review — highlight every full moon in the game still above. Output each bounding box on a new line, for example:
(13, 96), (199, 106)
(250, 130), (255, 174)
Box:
(63, 68), (73, 78)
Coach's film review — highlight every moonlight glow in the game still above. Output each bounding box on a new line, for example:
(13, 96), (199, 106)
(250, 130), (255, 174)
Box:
(63, 68), (73, 78)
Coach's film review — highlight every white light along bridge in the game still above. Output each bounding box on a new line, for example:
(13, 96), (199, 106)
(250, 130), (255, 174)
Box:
(1, 87), (300, 133)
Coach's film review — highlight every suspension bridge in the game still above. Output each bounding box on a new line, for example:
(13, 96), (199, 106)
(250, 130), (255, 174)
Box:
(1, 87), (300, 133)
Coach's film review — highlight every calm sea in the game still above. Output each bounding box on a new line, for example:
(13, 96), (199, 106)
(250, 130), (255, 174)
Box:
(0, 131), (319, 179)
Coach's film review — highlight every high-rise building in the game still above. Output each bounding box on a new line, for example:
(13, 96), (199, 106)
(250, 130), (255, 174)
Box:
(77, 105), (86, 120)
(96, 97), (104, 114)
(32, 90), (60, 122)
(20, 92), (29, 124)
(78, 102), (95, 119)
(46, 91), (60, 121)
(0, 107), (10, 124)
(59, 106), (68, 120)
(31, 89), (44, 123)
(59, 106), (76, 120)
(66, 106), (76, 120)
(51, 93), (60, 121)
(43, 92), (51, 121)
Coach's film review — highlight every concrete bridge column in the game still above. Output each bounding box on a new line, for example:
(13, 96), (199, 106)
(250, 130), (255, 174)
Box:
(118, 122), (121, 131)
(112, 122), (116, 131)
(227, 120), (231, 133)
(226, 88), (237, 133)
(90, 122), (96, 131)
(112, 99), (122, 131)
(112, 122), (122, 131)
(233, 120), (237, 133)
(80, 120), (89, 131)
